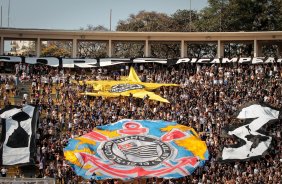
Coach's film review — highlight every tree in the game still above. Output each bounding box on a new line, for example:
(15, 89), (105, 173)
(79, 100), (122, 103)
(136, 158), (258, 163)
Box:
(41, 43), (71, 57)
(187, 43), (217, 58)
(24, 41), (36, 56)
(150, 41), (181, 58)
(80, 24), (109, 31)
(224, 42), (253, 57)
(39, 25), (109, 58)
(78, 25), (109, 58)
(112, 41), (145, 58)
(116, 11), (186, 58)
(196, 0), (282, 32)
(171, 9), (199, 32)
(225, 0), (282, 31)
(194, 0), (282, 57)
(196, 0), (229, 32)
(116, 11), (174, 32)
(78, 41), (108, 58)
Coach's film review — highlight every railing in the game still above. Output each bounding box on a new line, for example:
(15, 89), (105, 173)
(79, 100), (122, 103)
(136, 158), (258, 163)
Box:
(0, 177), (55, 184)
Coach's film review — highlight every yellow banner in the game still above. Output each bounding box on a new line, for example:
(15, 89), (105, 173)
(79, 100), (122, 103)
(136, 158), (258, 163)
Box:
(79, 67), (178, 103)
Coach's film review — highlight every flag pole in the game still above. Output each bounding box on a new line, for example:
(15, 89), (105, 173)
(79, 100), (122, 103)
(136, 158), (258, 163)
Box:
(8, 0), (11, 27)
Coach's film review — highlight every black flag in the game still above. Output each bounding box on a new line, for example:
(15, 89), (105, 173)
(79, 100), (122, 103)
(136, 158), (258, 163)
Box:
(219, 102), (281, 161)
(0, 105), (38, 165)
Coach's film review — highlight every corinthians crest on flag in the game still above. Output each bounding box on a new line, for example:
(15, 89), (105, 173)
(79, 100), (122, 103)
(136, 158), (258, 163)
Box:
(64, 120), (209, 180)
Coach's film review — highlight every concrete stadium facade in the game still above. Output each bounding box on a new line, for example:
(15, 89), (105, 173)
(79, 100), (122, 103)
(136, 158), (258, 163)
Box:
(1, 28), (282, 58)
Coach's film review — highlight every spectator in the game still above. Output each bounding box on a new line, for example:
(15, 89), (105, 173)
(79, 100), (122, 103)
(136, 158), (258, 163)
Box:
(1, 167), (7, 177)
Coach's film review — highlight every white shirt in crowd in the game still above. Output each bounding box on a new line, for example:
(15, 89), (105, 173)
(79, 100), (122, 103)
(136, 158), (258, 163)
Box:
(23, 93), (28, 100)
(1, 168), (7, 175)
(5, 84), (10, 90)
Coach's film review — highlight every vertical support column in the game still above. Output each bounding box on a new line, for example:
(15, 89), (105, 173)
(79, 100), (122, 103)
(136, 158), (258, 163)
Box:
(253, 39), (258, 57)
(258, 42), (262, 57)
(254, 40), (263, 57)
(108, 40), (112, 57)
(72, 38), (77, 58)
(145, 39), (151, 57)
(181, 40), (187, 58)
(0, 37), (4, 55)
(36, 37), (41, 57)
(217, 40), (224, 58)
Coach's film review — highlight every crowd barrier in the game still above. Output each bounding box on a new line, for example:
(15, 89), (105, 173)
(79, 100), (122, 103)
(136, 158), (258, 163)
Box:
(0, 178), (55, 184)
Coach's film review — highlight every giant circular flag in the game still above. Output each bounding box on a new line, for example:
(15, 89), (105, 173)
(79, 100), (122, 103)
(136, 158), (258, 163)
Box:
(64, 119), (209, 180)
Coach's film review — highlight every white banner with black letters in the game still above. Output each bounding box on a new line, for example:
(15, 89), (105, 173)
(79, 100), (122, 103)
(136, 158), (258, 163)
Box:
(0, 105), (38, 165)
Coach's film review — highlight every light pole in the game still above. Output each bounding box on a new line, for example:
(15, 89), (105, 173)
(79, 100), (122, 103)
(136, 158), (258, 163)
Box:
(1, 5), (2, 27)
(220, 0), (223, 32)
(189, 0), (192, 32)
(110, 9), (112, 31)
(8, 0), (10, 27)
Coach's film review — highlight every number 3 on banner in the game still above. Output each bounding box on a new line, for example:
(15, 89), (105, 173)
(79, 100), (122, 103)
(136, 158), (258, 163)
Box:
(221, 104), (281, 161)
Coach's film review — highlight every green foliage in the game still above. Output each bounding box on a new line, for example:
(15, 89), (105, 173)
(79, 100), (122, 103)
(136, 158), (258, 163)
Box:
(24, 42), (36, 56)
(80, 25), (109, 31)
(150, 42), (180, 58)
(171, 10), (199, 32)
(116, 1), (282, 32)
(196, 0), (282, 31)
(224, 43), (253, 57)
(78, 41), (108, 58)
(117, 10), (174, 32)
(116, 10), (199, 32)
(236, 0), (281, 31)
(112, 41), (145, 58)
(25, 2), (282, 58)
(187, 43), (217, 58)
(196, 0), (229, 32)
(77, 25), (109, 57)
(41, 43), (71, 57)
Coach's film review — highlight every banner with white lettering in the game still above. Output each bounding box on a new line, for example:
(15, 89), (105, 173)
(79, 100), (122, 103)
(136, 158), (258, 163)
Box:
(1, 56), (281, 67)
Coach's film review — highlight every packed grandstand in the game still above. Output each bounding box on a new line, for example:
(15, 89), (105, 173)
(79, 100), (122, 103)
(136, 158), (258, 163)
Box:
(0, 59), (281, 184)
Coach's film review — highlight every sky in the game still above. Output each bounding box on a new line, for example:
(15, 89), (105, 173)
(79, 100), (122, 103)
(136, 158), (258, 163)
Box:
(0, 0), (208, 30)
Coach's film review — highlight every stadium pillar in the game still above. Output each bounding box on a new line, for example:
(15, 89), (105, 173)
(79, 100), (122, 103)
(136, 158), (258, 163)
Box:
(217, 40), (224, 58)
(254, 40), (262, 57)
(36, 37), (41, 57)
(181, 40), (187, 58)
(108, 40), (112, 57)
(145, 39), (151, 57)
(72, 38), (77, 58)
(0, 36), (3, 55)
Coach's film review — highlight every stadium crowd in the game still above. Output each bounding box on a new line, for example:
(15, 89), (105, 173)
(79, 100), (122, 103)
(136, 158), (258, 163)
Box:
(0, 61), (281, 184)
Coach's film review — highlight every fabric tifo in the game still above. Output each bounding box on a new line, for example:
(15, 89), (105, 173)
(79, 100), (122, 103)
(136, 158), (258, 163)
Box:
(0, 104), (39, 165)
(64, 119), (209, 180)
